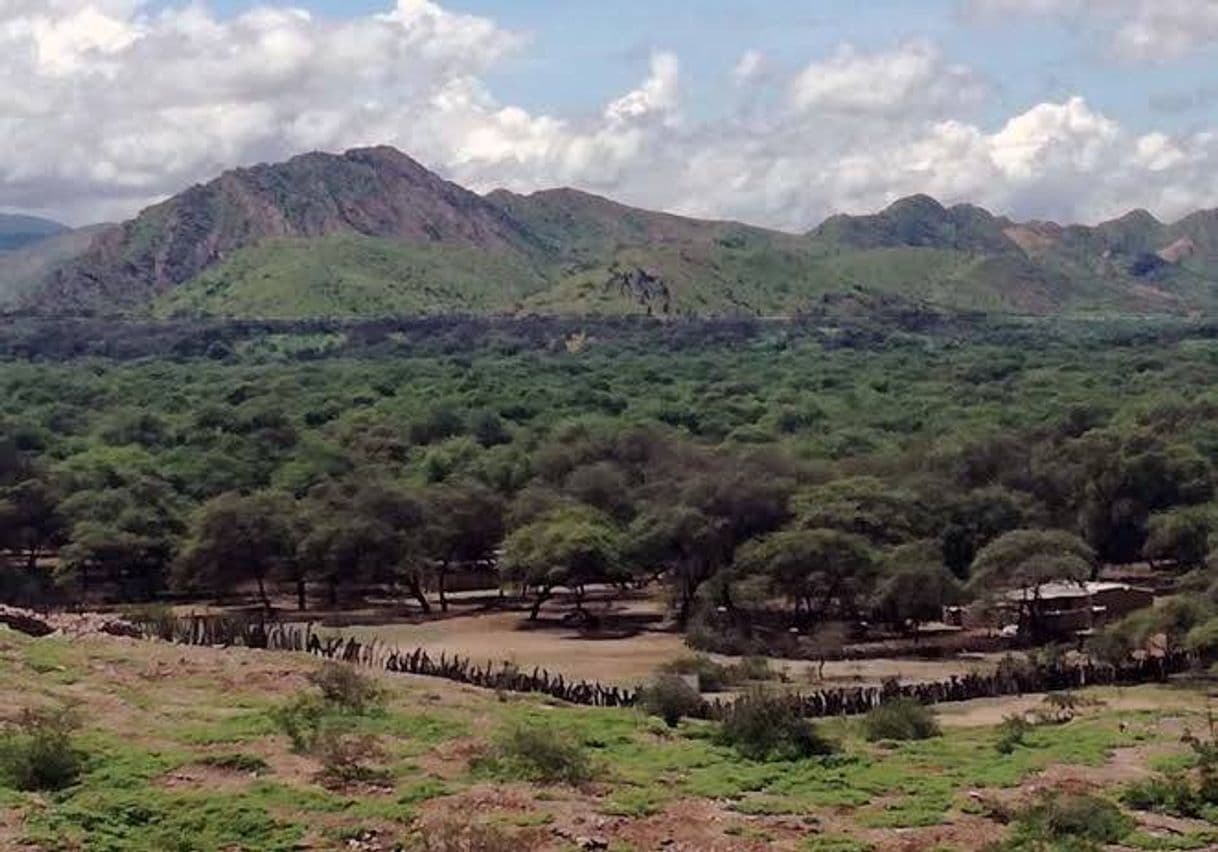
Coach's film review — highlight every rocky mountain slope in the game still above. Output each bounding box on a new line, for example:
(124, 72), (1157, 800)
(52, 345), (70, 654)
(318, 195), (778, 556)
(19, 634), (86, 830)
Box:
(10, 146), (1218, 318)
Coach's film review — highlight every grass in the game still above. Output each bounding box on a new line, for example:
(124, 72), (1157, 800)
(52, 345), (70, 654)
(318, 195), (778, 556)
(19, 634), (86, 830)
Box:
(0, 627), (1209, 850)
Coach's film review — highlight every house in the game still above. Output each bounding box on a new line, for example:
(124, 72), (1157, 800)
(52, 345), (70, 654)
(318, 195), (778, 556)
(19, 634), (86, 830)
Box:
(946, 581), (1155, 637)
(1004, 581), (1154, 637)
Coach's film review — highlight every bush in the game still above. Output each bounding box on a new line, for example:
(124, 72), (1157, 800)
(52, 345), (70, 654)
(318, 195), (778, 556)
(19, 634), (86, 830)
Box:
(717, 689), (835, 762)
(271, 694), (331, 753)
(862, 698), (940, 742)
(476, 723), (594, 785)
(313, 729), (391, 790)
(995, 793), (1133, 851)
(995, 714), (1032, 755)
(414, 817), (537, 852)
(198, 753), (270, 774)
(0, 705), (85, 792)
(272, 663), (384, 754)
(638, 675), (704, 728)
(307, 663), (383, 715)
(659, 655), (732, 692)
(731, 655), (777, 683)
(1123, 773), (1203, 818)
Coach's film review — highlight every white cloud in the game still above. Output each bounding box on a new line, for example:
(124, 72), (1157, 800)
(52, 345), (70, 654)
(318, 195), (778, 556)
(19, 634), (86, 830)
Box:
(790, 41), (986, 117)
(4, 0), (1218, 231)
(1114, 0), (1218, 61)
(733, 49), (765, 84)
(963, 0), (1218, 61)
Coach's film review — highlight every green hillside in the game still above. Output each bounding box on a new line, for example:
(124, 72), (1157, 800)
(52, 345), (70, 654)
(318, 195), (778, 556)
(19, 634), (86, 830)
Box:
(154, 235), (549, 318)
(15, 146), (1218, 319)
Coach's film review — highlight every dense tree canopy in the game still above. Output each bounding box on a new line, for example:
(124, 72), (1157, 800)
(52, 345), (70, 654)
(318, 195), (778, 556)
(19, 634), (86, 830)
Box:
(3, 315), (1218, 639)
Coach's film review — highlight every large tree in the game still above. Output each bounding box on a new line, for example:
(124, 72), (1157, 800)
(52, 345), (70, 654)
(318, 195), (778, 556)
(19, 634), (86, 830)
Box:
(736, 528), (877, 626)
(175, 491), (298, 612)
(628, 504), (722, 626)
(422, 482), (505, 612)
(299, 481), (429, 611)
(872, 540), (963, 635)
(1143, 506), (1215, 572)
(500, 506), (625, 620)
(0, 477), (65, 573)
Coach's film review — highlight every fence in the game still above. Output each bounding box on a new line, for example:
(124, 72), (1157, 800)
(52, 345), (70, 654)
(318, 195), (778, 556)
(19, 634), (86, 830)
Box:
(136, 614), (1200, 720)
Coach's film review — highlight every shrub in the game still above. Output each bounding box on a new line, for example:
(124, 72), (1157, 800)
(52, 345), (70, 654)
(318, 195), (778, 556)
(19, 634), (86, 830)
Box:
(638, 675), (705, 728)
(476, 723), (594, 785)
(414, 817), (537, 852)
(307, 663), (383, 715)
(1123, 773), (1203, 818)
(731, 655), (777, 683)
(996, 793), (1133, 851)
(862, 698), (940, 742)
(198, 753), (270, 774)
(0, 705), (85, 792)
(271, 694), (331, 753)
(717, 689), (835, 762)
(272, 663), (384, 754)
(313, 730), (391, 790)
(659, 655), (732, 692)
(995, 714), (1032, 755)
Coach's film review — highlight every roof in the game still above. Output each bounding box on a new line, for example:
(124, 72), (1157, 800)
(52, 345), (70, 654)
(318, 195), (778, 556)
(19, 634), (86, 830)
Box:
(1003, 581), (1147, 602)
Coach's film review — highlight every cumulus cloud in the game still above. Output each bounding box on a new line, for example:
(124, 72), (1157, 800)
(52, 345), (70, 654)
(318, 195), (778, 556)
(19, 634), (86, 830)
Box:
(962, 0), (1218, 61)
(4, 0), (1218, 230)
(790, 41), (986, 117)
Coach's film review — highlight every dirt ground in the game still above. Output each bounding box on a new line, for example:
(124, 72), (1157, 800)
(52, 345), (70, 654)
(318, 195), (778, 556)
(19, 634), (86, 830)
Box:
(335, 609), (1002, 687)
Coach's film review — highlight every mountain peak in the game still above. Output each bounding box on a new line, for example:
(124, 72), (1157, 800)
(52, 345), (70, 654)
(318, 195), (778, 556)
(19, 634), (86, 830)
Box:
(34, 145), (538, 313)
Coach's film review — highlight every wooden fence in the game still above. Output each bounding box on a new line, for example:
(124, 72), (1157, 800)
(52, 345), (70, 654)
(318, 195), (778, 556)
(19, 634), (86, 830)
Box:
(136, 614), (1200, 720)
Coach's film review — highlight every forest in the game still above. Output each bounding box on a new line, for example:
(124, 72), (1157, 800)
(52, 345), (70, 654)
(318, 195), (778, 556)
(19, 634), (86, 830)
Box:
(3, 313), (1218, 652)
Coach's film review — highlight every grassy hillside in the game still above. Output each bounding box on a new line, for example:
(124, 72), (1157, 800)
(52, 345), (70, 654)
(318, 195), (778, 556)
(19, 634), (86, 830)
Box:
(153, 235), (550, 318)
(2, 629), (1216, 851)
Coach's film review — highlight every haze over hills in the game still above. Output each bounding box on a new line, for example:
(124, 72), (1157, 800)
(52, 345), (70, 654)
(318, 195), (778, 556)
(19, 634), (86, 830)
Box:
(0, 214), (68, 253)
(8, 145), (1218, 318)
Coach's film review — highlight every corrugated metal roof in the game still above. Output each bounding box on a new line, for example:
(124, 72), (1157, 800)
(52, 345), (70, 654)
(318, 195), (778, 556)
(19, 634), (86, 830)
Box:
(1003, 581), (1142, 602)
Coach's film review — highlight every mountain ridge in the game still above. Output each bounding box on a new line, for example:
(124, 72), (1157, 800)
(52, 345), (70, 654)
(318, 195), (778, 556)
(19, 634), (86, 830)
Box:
(11, 145), (1218, 318)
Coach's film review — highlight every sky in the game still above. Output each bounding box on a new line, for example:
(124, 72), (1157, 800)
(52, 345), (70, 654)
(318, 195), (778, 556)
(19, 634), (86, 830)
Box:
(4, 0), (1218, 229)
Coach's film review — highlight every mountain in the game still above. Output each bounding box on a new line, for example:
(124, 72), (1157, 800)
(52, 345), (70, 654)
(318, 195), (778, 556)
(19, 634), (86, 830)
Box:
(13, 145), (1218, 318)
(0, 214), (68, 253)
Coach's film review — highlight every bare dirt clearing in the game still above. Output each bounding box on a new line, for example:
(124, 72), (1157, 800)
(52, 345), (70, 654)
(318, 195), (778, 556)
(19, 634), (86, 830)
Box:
(336, 608), (1003, 687)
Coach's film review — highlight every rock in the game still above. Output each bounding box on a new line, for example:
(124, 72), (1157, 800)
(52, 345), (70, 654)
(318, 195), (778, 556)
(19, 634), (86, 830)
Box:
(0, 605), (54, 637)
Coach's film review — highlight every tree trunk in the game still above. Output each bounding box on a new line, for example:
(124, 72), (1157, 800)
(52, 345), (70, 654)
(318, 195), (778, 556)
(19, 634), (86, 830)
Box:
(438, 561), (449, 613)
(257, 575), (271, 614)
(408, 579), (432, 614)
(327, 577), (338, 608)
(296, 578), (307, 612)
(529, 587), (551, 621)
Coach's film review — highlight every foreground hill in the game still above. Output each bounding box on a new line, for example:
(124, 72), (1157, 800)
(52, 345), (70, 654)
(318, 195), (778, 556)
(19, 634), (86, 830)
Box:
(1, 626), (1215, 851)
(10, 146), (1218, 317)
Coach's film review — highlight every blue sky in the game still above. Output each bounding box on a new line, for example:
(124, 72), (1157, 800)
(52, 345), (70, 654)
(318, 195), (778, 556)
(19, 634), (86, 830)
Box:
(7, 0), (1218, 226)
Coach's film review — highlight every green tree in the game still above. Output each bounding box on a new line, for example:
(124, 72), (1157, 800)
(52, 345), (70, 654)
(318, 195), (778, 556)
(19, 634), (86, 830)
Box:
(175, 491), (299, 612)
(299, 482), (429, 611)
(1144, 506), (1215, 571)
(736, 529), (876, 626)
(628, 504), (722, 626)
(422, 482), (505, 612)
(0, 478), (65, 573)
(500, 506), (625, 620)
(872, 540), (963, 635)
